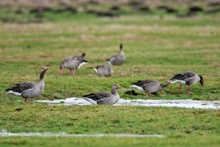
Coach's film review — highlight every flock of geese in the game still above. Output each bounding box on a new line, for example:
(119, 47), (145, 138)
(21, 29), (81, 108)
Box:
(5, 43), (204, 104)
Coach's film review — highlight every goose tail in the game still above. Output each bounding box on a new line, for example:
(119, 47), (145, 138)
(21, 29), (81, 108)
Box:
(84, 98), (97, 105)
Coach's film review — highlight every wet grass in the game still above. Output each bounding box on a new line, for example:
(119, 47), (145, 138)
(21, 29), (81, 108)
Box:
(0, 10), (220, 146)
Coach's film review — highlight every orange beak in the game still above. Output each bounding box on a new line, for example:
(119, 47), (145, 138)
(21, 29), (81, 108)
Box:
(118, 86), (123, 89)
(44, 67), (49, 71)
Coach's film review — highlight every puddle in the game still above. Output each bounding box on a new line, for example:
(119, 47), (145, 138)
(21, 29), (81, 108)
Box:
(0, 130), (163, 138)
(36, 98), (220, 110)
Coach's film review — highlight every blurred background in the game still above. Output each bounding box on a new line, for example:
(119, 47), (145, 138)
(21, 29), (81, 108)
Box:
(0, 0), (220, 23)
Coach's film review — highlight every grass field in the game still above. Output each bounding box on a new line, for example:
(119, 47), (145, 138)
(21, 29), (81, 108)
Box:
(0, 5), (220, 146)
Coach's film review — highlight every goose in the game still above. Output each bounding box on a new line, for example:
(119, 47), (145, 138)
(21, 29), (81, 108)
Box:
(170, 71), (204, 94)
(106, 43), (125, 66)
(83, 84), (122, 105)
(94, 64), (113, 77)
(59, 52), (87, 76)
(5, 67), (49, 103)
(140, 80), (171, 98)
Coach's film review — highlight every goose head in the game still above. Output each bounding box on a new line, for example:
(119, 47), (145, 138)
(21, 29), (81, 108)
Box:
(119, 43), (123, 51)
(112, 84), (123, 90)
(41, 67), (49, 72)
(40, 67), (49, 80)
(160, 80), (171, 88)
(111, 84), (122, 94)
(81, 52), (86, 58)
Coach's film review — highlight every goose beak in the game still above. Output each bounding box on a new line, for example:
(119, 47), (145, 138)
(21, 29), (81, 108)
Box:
(44, 67), (49, 71)
(117, 86), (123, 89)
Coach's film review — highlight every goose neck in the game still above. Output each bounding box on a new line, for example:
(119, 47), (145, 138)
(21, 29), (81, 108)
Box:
(161, 81), (170, 88)
(111, 88), (117, 95)
(40, 71), (45, 80)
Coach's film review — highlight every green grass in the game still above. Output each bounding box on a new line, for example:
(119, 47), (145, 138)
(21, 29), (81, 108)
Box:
(0, 136), (220, 147)
(0, 104), (220, 146)
(0, 9), (220, 146)
(1, 13), (219, 100)
(0, 105), (219, 135)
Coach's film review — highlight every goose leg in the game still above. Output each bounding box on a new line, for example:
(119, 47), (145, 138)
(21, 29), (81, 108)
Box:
(24, 98), (27, 103)
(178, 85), (182, 92)
(69, 69), (73, 76)
(188, 86), (193, 94)
(59, 69), (62, 74)
(72, 69), (76, 76)
(148, 92), (152, 98)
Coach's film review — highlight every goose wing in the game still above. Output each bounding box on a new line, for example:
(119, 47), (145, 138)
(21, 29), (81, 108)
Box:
(182, 71), (196, 78)
(142, 80), (158, 86)
(106, 54), (117, 61)
(72, 55), (88, 67)
(132, 80), (151, 87)
(96, 64), (111, 72)
(61, 56), (72, 63)
(61, 55), (81, 65)
(171, 71), (196, 81)
(83, 92), (111, 101)
(171, 74), (184, 80)
(95, 64), (105, 69)
(5, 82), (36, 93)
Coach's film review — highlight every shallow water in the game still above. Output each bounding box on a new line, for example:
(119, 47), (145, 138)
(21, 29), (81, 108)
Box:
(36, 98), (220, 110)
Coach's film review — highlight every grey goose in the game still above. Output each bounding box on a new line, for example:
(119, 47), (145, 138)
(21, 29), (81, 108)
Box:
(94, 64), (113, 77)
(106, 43), (125, 66)
(59, 52), (87, 76)
(170, 71), (204, 94)
(83, 84), (122, 105)
(5, 67), (49, 103)
(131, 80), (171, 98)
